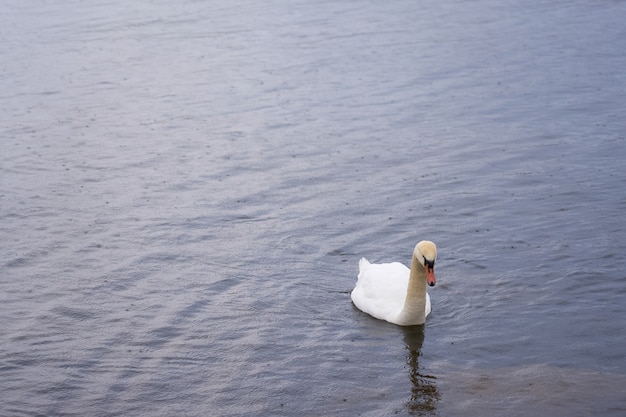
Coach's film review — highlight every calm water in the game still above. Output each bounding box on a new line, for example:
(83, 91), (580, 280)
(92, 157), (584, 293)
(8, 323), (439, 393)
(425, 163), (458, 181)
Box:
(2, 0), (626, 416)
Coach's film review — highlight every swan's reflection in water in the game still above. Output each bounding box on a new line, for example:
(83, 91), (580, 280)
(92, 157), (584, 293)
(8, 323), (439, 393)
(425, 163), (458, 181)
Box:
(402, 325), (440, 415)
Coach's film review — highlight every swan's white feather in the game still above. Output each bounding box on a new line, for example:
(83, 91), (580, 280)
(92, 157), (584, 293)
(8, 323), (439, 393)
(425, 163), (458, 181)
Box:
(351, 257), (431, 324)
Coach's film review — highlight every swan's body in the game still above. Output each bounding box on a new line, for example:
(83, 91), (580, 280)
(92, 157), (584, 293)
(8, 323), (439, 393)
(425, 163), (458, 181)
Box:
(351, 241), (437, 326)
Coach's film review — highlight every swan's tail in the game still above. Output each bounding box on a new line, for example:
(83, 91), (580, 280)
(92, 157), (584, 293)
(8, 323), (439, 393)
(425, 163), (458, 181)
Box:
(358, 257), (371, 277)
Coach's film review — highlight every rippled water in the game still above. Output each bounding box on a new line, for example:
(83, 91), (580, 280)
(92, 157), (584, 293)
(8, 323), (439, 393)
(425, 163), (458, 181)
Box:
(2, 0), (626, 416)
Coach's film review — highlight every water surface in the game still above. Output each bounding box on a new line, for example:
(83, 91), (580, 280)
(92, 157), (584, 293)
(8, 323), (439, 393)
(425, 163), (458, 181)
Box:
(2, 0), (626, 416)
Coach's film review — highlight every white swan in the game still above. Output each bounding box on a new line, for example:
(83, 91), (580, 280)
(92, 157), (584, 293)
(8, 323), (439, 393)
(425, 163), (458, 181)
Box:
(351, 241), (437, 326)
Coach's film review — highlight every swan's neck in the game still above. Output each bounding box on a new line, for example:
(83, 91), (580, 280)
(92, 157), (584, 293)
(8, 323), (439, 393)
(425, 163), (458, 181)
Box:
(397, 255), (427, 325)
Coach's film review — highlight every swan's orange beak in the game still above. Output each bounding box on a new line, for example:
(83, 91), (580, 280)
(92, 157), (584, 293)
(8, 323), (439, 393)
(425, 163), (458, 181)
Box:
(425, 263), (436, 287)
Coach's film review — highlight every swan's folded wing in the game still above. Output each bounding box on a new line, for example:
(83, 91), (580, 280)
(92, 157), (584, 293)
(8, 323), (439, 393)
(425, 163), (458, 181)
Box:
(351, 261), (410, 322)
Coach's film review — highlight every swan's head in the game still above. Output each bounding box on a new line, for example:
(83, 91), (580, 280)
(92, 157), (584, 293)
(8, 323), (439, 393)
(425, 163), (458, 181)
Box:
(414, 240), (437, 287)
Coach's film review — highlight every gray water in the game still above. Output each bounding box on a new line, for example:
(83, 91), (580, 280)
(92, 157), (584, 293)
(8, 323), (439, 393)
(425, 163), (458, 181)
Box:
(2, 0), (626, 416)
